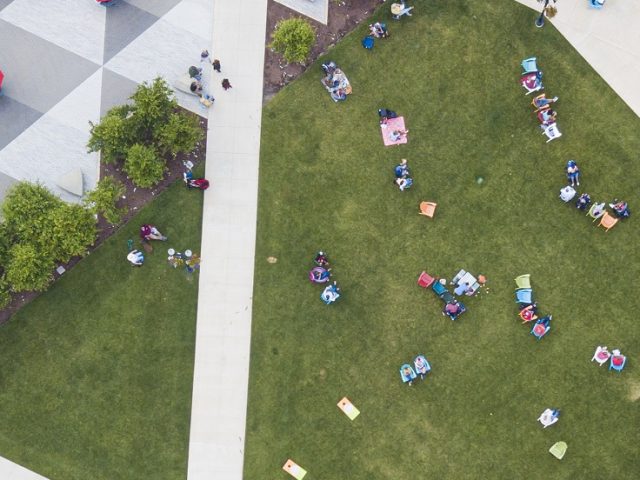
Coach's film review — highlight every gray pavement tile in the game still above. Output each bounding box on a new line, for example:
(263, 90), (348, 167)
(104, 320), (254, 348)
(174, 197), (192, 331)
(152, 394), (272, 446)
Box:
(124, 0), (182, 18)
(0, 20), (100, 112)
(0, 170), (18, 204)
(100, 67), (137, 117)
(0, 95), (42, 149)
(104, 2), (159, 63)
(0, 0), (14, 12)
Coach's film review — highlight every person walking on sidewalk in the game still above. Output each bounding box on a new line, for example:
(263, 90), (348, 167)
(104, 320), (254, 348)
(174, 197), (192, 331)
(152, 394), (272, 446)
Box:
(212, 59), (221, 73)
(222, 78), (232, 90)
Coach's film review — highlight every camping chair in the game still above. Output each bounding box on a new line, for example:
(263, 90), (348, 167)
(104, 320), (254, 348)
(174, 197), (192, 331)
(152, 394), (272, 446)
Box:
(609, 351), (626, 372)
(520, 72), (543, 95)
(391, 3), (414, 20)
(361, 36), (374, 50)
(586, 202), (606, 222)
(521, 57), (539, 74)
(515, 288), (533, 305)
(518, 304), (538, 324)
(515, 274), (531, 289)
(321, 283), (341, 304)
(531, 315), (551, 340)
(589, 0), (605, 9)
(549, 441), (567, 460)
(598, 212), (618, 232)
(413, 355), (431, 379)
(560, 186), (576, 202)
(432, 281), (448, 297)
(542, 122), (562, 142)
(538, 408), (560, 428)
(444, 301), (466, 321)
(400, 364), (417, 385)
(531, 94), (551, 112)
(418, 271), (435, 288)
(419, 201), (437, 218)
(591, 346), (611, 366)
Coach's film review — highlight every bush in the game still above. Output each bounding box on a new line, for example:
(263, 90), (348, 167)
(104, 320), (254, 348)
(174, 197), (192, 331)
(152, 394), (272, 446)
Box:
(270, 18), (315, 64)
(124, 144), (166, 188)
(87, 77), (201, 188)
(85, 176), (126, 224)
(49, 204), (96, 263)
(5, 243), (54, 292)
(2, 182), (62, 242)
(87, 106), (133, 164)
(156, 113), (203, 157)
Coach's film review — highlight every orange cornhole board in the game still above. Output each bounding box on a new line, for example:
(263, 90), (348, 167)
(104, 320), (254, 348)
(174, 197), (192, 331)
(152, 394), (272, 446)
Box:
(283, 459), (307, 480)
(337, 397), (360, 420)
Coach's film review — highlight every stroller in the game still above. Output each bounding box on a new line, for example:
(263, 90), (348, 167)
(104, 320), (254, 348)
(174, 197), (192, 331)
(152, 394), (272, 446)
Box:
(184, 170), (210, 190)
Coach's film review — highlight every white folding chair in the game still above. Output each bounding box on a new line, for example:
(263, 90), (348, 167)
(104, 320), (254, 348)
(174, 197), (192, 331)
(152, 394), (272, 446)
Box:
(543, 123), (562, 142)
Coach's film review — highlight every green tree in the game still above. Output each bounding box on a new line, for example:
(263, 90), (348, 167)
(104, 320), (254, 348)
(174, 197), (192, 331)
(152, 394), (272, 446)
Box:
(156, 113), (203, 157)
(270, 18), (315, 64)
(5, 243), (54, 292)
(2, 182), (62, 242)
(129, 77), (177, 140)
(124, 144), (165, 188)
(85, 176), (126, 224)
(49, 204), (96, 263)
(87, 105), (134, 164)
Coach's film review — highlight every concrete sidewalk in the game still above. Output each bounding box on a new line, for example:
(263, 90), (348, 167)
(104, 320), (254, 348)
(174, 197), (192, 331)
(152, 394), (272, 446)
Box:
(0, 457), (48, 480)
(515, 0), (640, 117)
(187, 0), (267, 478)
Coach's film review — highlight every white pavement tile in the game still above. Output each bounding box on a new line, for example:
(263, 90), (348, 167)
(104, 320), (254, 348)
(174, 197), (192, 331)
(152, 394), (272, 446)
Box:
(163, 0), (213, 42)
(0, 115), (99, 202)
(46, 68), (103, 133)
(104, 17), (209, 112)
(0, 0), (106, 65)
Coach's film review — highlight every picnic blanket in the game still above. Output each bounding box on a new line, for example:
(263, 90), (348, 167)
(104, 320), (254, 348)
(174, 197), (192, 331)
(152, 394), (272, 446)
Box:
(381, 116), (408, 146)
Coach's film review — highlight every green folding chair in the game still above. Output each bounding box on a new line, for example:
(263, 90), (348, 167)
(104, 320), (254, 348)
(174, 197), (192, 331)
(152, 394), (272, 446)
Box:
(549, 441), (567, 460)
(515, 274), (531, 289)
(586, 202), (606, 222)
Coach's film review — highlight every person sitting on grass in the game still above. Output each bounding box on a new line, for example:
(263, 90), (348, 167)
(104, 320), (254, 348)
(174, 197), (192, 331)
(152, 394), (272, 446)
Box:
(140, 224), (167, 242)
(314, 251), (329, 267)
(127, 249), (144, 266)
(443, 302), (461, 317)
(576, 193), (591, 210)
(389, 129), (409, 142)
(532, 94), (558, 109)
(369, 22), (389, 38)
(378, 108), (398, 125)
(538, 108), (557, 126)
(394, 159), (409, 179)
(610, 200), (630, 218)
(395, 177), (413, 191)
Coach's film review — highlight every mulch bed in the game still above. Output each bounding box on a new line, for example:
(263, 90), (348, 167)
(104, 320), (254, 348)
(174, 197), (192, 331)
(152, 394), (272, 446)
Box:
(263, 0), (384, 103)
(1, 0), (377, 323)
(0, 113), (207, 325)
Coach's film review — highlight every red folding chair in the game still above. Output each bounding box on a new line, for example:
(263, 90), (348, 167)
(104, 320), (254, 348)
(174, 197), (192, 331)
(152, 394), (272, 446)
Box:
(417, 271), (435, 288)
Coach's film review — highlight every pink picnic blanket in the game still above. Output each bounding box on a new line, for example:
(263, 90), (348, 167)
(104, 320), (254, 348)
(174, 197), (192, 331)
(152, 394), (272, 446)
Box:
(381, 116), (408, 146)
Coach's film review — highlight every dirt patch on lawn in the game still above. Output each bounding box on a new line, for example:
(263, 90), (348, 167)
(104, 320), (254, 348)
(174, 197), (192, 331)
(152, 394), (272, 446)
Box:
(0, 111), (207, 325)
(263, 0), (384, 103)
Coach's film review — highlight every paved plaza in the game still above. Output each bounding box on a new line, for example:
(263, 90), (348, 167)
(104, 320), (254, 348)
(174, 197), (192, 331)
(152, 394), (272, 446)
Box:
(0, 0), (638, 478)
(0, 0), (212, 202)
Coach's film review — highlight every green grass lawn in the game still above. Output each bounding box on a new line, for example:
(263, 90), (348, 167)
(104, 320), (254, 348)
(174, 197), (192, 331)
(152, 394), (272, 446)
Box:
(245, 2), (639, 478)
(0, 169), (203, 479)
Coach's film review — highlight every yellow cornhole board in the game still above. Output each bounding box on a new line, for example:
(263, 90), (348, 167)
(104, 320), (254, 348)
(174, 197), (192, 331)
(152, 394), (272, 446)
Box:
(283, 459), (307, 480)
(337, 397), (360, 420)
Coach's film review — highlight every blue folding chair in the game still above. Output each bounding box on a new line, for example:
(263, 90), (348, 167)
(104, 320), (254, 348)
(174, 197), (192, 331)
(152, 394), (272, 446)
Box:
(609, 355), (626, 372)
(413, 355), (431, 378)
(531, 315), (551, 340)
(515, 288), (533, 305)
(362, 36), (374, 50)
(400, 364), (417, 385)
(521, 57), (539, 74)
(432, 281), (448, 296)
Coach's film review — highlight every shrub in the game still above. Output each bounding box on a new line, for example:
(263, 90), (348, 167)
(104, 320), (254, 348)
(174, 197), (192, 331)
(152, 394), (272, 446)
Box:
(2, 182), (62, 242)
(49, 204), (96, 263)
(156, 113), (203, 157)
(124, 144), (166, 188)
(85, 176), (126, 224)
(270, 18), (315, 64)
(129, 77), (177, 140)
(87, 106), (134, 164)
(5, 243), (54, 292)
